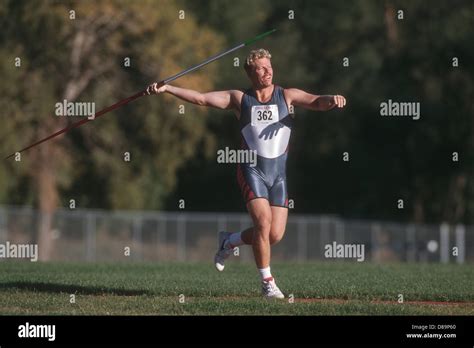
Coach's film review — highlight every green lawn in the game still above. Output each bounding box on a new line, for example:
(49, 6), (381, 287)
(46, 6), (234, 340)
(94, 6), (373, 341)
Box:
(0, 261), (473, 315)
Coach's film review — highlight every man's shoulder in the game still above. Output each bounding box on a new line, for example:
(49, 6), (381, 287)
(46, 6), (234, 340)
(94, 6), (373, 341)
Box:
(281, 86), (294, 101)
(228, 89), (245, 112)
(229, 89), (245, 99)
(233, 88), (250, 95)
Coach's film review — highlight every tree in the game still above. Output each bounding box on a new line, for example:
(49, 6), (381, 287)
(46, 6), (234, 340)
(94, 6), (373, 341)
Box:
(0, 0), (223, 259)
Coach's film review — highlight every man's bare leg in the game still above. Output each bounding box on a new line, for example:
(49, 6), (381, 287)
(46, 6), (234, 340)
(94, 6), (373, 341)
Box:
(243, 199), (285, 298)
(214, 198), (271, 271)
(240, 205), (288, 246)
(246, 198), (272, 268)
(268, 206), (288, 244)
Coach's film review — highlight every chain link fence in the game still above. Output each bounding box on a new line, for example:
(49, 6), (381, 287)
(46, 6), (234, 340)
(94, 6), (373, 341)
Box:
(0, 205), (471, 263)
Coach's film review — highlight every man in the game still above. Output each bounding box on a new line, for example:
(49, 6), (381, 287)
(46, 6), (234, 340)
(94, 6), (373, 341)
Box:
(146, 49), (346, 299)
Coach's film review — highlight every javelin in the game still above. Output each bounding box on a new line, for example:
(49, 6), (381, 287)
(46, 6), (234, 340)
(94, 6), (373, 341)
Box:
(5, 29), (277, 160)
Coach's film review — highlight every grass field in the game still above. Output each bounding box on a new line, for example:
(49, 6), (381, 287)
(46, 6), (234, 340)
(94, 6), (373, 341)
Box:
(0, 261), (473, 315)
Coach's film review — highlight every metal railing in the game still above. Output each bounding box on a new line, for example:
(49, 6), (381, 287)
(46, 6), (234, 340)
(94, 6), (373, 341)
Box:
(0, 205), (471, 263)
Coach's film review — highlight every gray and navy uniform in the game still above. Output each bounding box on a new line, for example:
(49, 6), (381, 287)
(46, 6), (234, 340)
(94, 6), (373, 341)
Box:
(237, 85), (293, 208)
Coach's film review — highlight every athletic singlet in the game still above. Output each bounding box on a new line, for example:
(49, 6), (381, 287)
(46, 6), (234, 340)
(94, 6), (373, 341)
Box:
(237, 85), (293, 207)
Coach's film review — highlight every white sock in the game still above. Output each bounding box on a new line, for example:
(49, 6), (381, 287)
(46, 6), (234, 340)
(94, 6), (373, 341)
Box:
(226, 232), (244, 248)
(258, 266), (272, 281)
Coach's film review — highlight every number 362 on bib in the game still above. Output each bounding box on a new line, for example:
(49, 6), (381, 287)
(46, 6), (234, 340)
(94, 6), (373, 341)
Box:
(251, 104), (279, 127)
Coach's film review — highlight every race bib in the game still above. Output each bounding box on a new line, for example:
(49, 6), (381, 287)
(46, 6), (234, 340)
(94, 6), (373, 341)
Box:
(251, 104), (279, 127)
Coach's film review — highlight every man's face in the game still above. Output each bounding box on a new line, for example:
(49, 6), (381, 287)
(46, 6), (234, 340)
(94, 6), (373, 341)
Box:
(248, 57), (273, 88)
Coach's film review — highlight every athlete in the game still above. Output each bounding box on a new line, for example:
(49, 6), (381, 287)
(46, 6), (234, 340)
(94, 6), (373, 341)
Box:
(146, 49), (346, 299)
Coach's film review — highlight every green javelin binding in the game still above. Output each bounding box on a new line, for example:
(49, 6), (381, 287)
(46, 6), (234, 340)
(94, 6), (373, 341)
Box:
(244, 28), (277, 46)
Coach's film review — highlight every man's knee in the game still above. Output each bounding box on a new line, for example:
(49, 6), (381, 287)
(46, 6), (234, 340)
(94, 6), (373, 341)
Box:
(254, 216), (272, 239)
(269, 227), (285, 245)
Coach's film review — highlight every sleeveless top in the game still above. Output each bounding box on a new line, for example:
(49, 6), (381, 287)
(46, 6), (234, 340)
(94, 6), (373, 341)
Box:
(239, 85), (293, 159)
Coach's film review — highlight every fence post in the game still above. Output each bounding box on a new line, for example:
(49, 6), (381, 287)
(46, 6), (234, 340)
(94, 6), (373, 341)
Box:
(297, 218), (307, 262)
(85, 213), (96, 262)
(371, 223), (381, 262)
(133, 216), (143, 261)
(218, 216), (227, 233)
(157, 217), (166, 261)
(177, 214), (186, 262)
(455, 224), (465, 264)
(406, 224), (416, 262)
(440, 222), (450, 264)
(335, 218), (345, 244)
(320, 217), (328, 259)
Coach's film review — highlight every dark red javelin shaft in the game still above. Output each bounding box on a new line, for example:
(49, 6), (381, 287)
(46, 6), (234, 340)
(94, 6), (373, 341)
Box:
(5, 88), (150, 159)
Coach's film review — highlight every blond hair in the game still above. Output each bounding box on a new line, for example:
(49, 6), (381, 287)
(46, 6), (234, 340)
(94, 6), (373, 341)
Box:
(244, 48), (272, 74)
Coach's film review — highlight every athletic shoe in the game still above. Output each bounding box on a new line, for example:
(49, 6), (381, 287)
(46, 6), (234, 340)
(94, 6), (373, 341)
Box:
(214, 231), (233, 272)
(262, 277), (285, 299)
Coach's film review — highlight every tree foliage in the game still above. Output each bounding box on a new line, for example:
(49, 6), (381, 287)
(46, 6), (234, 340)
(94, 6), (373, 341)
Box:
(1, 0), (473, 227)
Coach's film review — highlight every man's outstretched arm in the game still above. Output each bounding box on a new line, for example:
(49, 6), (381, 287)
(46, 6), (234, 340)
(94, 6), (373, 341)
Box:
(146, 83), (238, 110)
(284, 88), (346, 111)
